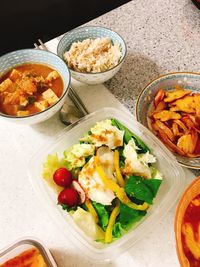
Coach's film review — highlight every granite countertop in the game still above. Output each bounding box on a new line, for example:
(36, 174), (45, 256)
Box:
(88, 0), (200, 112)
(0, 1), (200, 267)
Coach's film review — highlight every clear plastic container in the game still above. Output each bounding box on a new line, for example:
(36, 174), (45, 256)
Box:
(0, 237), (58, 266)
(29, 107), (185, 262)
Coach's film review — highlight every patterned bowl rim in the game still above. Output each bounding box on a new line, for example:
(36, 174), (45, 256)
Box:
(135, 71), (200, 169)
(0, 48), (71, 119)
(57, 25), (127, 75)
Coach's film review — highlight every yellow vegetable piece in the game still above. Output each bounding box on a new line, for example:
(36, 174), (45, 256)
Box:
(126, 201), (149, 210)
(96, 165), (148, 211)
(105, 201), (120, 243)
(85, 199), (99, 223)
(114, 150), (125, 187)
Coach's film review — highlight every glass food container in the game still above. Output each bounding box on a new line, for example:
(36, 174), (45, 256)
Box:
(0, 238), (58, 267)
(29, 107), (186, 262)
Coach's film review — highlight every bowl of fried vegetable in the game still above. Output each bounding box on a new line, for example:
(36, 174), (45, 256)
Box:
(0, 49), (70, 124)
(136, 72), (200, 169)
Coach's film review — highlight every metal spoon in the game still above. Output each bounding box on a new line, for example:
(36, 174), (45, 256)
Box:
(59, 86), (89, 125)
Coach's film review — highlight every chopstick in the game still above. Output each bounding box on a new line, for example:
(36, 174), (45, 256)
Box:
(34, 39), (89, 115)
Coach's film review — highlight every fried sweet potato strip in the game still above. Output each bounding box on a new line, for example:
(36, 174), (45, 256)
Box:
(172, 122), (181, 137)
(158, 130), (185, 156)
(155, 120), (175, 142)
(154, 89), (165, 107)
(170, 96), (196, 113)
(194, 94), (200, 117)
(153, 110), (181, 122)
(177, 133), (196, 154)
(174, 119), (188, 134)
(152, 100), (167, 114)
(164, 89), (191, 103)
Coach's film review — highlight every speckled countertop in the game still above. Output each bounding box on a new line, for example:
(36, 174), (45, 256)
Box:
(0, 1), (200, 267)
(89, 0), (200, 112)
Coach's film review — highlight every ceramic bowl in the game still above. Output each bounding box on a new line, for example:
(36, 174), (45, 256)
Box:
(0, 49), (70, 125)
(57, 26), (127, 84)
(174, 176), (200, 267)
(136, 72), (200, 169)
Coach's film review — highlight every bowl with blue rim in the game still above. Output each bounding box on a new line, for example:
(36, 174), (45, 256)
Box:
(57, 26), (127, 85)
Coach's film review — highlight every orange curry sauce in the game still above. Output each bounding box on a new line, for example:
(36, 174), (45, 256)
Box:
(0, 248), (47, 267)
(182, 194), (200, 266)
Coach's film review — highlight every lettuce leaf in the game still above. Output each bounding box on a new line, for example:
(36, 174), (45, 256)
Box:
(112, 222), (124, 238)
(111, 118), (150, 153)
(125, 175), (162, 204)
(92, 202), (109, 231)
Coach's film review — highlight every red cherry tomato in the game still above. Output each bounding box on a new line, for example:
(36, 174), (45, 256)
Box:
(53, 167), (72, 187)
(58, 188), (79, 207)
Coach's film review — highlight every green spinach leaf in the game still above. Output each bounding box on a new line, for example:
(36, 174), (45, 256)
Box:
(125, 176), (162, 204)
(119, 203), (146, 230)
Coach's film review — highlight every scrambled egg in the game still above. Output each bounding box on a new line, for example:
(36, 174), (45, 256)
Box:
(123, 139), (156, 178)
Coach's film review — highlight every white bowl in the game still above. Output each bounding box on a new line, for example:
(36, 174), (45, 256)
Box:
(0, 49), (70, 125)
(57, 26), (127, 85)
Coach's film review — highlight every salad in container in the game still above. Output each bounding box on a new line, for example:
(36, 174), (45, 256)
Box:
(29, 108), (185, 261)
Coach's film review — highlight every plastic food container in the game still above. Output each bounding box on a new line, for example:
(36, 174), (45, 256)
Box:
(0, 238), (57, 266)
(29, 107), (185, 262)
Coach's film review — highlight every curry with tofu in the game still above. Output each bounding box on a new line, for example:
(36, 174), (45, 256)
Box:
(0, 63), (63, 116)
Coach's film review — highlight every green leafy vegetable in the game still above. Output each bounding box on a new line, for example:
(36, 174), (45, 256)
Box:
(125, 176), (162, 204)
(92, 202), (109, 231)
(60, 203), (77, 212)
(112, 222), (123, 238)
(143, 178), (162, 198)
(111, 118), (150, 153)
(119, 203), (146, 230)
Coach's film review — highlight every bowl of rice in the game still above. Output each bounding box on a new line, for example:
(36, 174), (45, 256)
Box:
(57, 26), (127, 85)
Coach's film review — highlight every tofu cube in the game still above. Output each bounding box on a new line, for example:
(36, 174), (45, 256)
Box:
(0, 78), (13, 92)
(42, 88), (59, 105)
(9, 69), (21, 81)
(19, 96), (28, 107)
(46, 71), (60, 82)
(34, 100), (49, 111)
(17, 110), (29, 116)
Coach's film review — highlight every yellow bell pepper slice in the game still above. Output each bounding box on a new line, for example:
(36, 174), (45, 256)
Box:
(96, 165), (148, 211)
(85, 199), (99, 223)
(105, 201), (120, 243)
(114, 150), (125, 187)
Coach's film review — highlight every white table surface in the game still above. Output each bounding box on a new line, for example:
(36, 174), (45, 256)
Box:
(0, 0), (200, 266)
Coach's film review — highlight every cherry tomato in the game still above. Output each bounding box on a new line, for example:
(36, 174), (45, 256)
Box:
(58, 188), (79, 207)
(53, 167), (72, 187)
